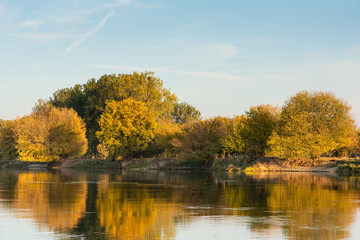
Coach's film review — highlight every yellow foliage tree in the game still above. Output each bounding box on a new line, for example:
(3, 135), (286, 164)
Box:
(15, 106), (88, 162)
(267, 91), (358, 159)
(149, 118), (182, 157)
(96, 99), (156, 159)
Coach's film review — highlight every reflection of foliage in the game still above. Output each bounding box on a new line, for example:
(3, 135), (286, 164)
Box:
(96, 181), (177, 240)
(266, 175), (357, 240)
(14, 172), (87, 231)
(0, 170), (18, 202)
(1, 170), (359, 240)
(221, 177), (273, 231)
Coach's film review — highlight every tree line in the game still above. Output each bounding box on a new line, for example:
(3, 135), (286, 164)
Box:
(0, 72), (358, 164)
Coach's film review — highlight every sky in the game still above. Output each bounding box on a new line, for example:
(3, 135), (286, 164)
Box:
(1, 0), (360, 123)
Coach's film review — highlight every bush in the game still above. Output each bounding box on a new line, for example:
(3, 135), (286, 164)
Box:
(172, 117), (231, 165)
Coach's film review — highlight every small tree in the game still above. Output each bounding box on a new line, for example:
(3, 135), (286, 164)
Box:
(172, 102), (201, 124)
(267, 91), (358, 159)
(96, 99), (156, 159)
(172, 117), (231, 165)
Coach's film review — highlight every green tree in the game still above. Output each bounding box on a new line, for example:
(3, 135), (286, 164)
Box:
(267, 91), (358, 159)
(240, 105), (280, 157)
(0, 119), (19, 160)
(96, 99), (156, 159)
(15, 106), (88, 162)
(172, 102), (201, 124)
(222, 115), (247, 155)
(50, 72), (177, 153)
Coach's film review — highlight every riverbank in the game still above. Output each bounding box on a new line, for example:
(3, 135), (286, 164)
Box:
(1, 156), (360, 173)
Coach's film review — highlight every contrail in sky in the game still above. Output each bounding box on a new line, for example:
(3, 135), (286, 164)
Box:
(67, 10), (115, 52)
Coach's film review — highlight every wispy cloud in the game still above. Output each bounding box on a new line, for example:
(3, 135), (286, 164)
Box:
(90, 64), (251, 82)
(104, 0), (133, 8)
(14, 33), (63, 41)
(132, 1), (165, 9)
(190, 44), (239, 61)
(67, 10), (115, 52)
(18, 19), (43, 28)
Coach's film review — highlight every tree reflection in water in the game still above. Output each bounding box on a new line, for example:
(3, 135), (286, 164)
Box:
(0, 170), (359, 239)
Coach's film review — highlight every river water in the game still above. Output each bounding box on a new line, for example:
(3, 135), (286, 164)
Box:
(0, 169), (360, 239)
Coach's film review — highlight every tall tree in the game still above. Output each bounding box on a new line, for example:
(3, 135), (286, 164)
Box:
(50, 72), (177, 153)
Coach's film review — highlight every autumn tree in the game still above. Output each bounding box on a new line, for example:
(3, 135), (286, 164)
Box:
(0, 119), (19, 160)
(15, 106), (88, 162)
(96, 99), (156, 159)
(240, 105), (280, 157)
(172, 102), (201, 124)
(172, 117), (231, 164)
(148, 119), (181, 157)
(267, 91), (358, 159)
(50, 72), (178, 153)
(222, 115), (247, 155)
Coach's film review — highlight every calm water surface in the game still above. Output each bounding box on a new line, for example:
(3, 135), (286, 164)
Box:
(0, 169), (360, 239)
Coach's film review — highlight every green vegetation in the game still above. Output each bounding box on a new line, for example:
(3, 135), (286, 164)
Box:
(0, 119), (19, 160)
(1, 72), (360, 169)
(172, 102), (201, 124)
(239, 105), (280, 157)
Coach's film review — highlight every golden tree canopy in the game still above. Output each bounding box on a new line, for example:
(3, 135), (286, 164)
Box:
(96, 99), (156, 159)
(15, 106), (88, 162)
(267, 91), (358, 159)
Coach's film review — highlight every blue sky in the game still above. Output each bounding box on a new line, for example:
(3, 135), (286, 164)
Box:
(1, 0), (360, 122)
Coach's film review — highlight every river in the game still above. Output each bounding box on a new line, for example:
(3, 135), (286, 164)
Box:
(0, 169), (360, 239)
